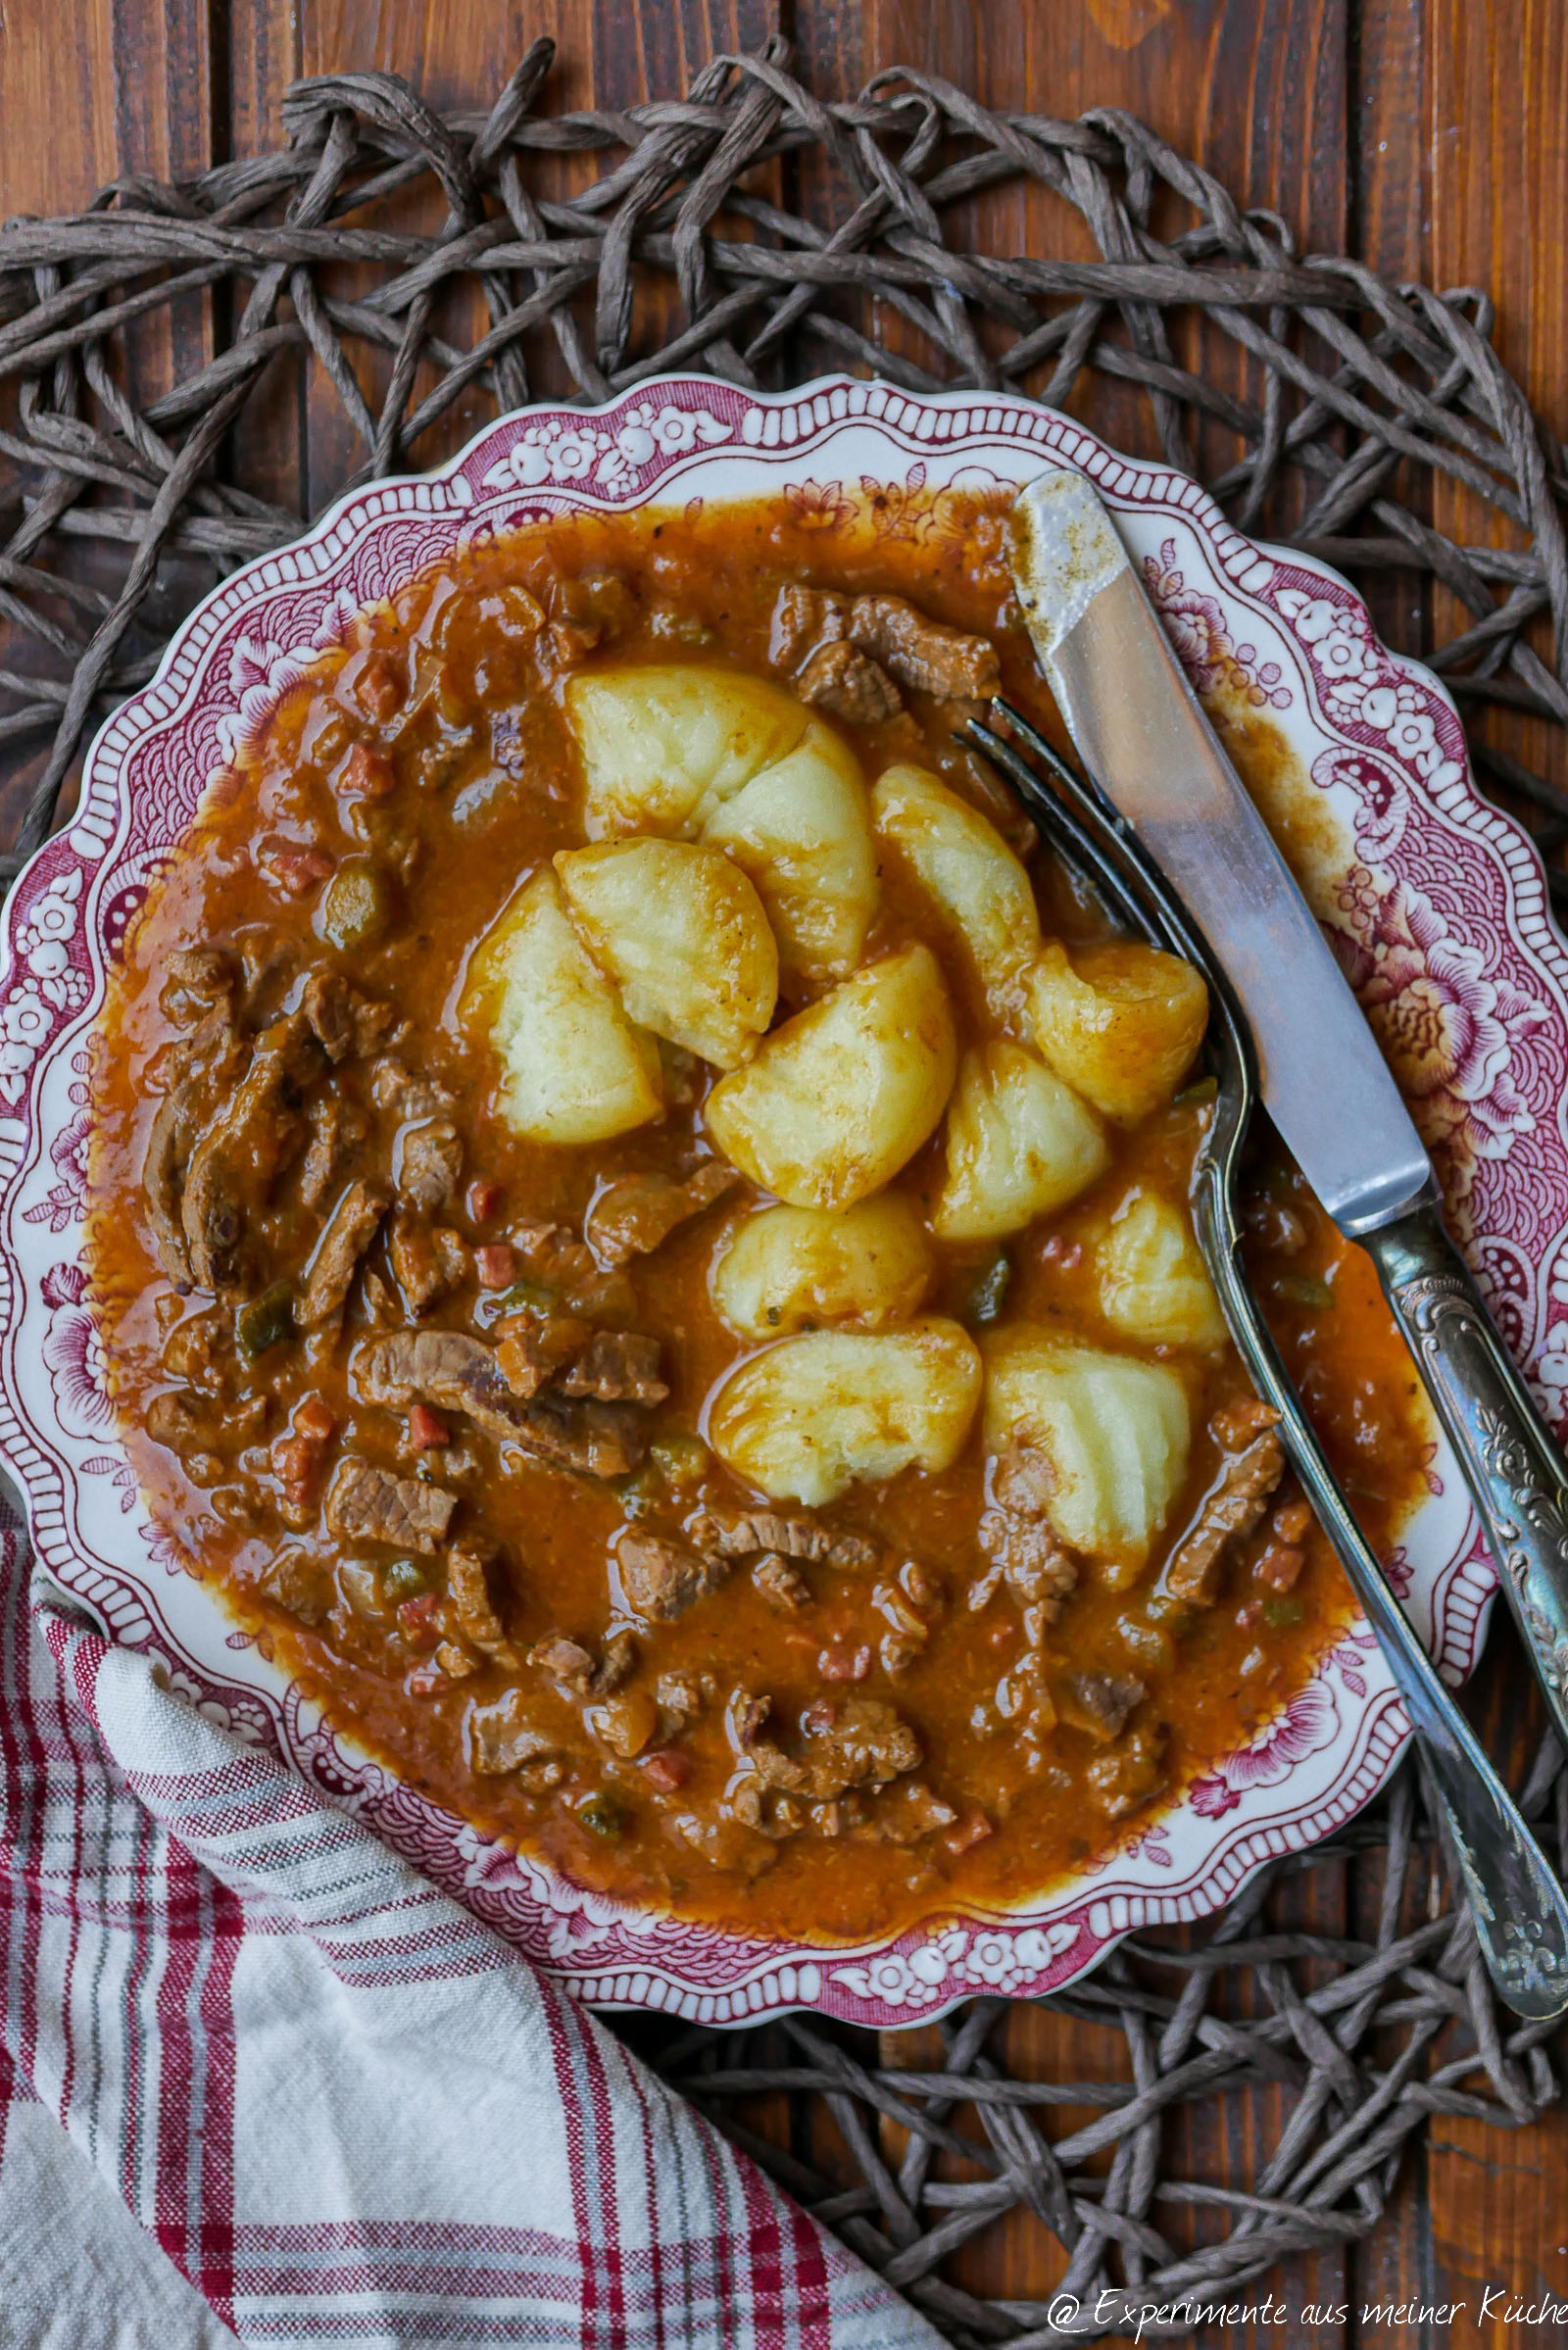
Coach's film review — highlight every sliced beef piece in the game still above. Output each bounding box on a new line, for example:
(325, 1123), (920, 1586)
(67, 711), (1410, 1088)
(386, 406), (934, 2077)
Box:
(754, 1553), (811, 1612)
(977, 1509), (1078, 1642)
(594, 1629), (638, 1694)
(396, 1119), (463, 1213)
(301, 969), (392, 1063)
(851, 1781), (957, 1843)
(671, 1809), (777, 1878)
(248, 1545), (331, 1627)
(299, 1095), (368, 1212)
(297, 1178), (389, 1329)
(370, 1057), (456, 1120)
(529, 1634), (596, 1694)
(1087, 1724), (1167, 1821)
(991, 1443), (1056, 1517)
(388, 1212), (467, 1315)
(447, 1541), (520, 1667)
(466, 1688), (564, 1783)
(324, 1455), (455, 1554)
(560, 1331), (667, 1406)
(585, 1162), (741, 1269)
(686, 1504), (833, 1562)
(511, 1219), (598, 1288)
(353, 1329), (649, 1480)
(750, 1696), (921, 1801)
(615, 1529), (731, 1624)
(848, 593), (1002, 702)
(181, 1008), (325, 1292)
(1165, 1416), (1286, 1605)
(769, 582), (850, 670)
(143, 1004), (248, 1285)
(496, 1316), (593, 1399)
(160, 948), (235, 1028)
(1062, 1671), (1146, 1743)
(796, 640), (903, 724)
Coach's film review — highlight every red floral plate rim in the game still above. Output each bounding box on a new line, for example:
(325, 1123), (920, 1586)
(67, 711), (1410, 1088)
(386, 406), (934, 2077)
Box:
(0, 373), (1562, 2029)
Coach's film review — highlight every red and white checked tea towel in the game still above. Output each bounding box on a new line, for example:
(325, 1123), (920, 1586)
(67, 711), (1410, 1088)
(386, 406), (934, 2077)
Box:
(0, 1502), (941, 2347)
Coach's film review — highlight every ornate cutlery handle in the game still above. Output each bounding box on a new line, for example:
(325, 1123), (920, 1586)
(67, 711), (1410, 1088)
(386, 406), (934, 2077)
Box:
(1363, 1202), (1568, 1750)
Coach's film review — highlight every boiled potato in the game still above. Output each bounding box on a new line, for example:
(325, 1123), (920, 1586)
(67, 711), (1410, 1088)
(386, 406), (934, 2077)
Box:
(555, 838), (777, 1069)
(703, 723), (878, 994)
(983, 1328), (1190, 1564)
(464, 868), (662, 1145)
(709, 1320), (982, 1505)
(711, 1199), (934, 1340)
(1027, 940), (1208, 1125)
(705, 945), (956, 1210)
(933, 1042), (1109, 1242)
(565, 664), (806, 838)
(871, 762), (1040, 1005)
(1096, 1191), (1226, 1351)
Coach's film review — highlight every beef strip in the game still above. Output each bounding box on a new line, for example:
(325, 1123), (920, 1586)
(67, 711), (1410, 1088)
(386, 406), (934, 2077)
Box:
(447, 1541), (521, 1666)
(753, 1553), (811, 1612)
(847, 592), (1002, 701)
(529, 1634), (596, 1693)
(301, 969), (392, 1063)
(143, 1003), (247, 1285)
(748, 1697), (921, 1800)
(180, 1008), (324, 1292)
(249, 1545), (331, 1626)
(297, 1178), (389, 1328)
(795, 640), (903, 724)
(976, 1444), (1079, 1639)
(1164, 1414), (1286, 1605)
(396, 1120), (463, 1213)
(1062, 1671), (1146, 1742)
(685, 1504), (836, 1562)
(388, 1212), (467, 1314)
(584, 1162), (741, 1268)
(559, 1331), (668, 1405)
(161, 948), (234, 1028)
(594, 1629), (638, 1694)
(299, 1096), (367, 1212)
(353, 1329), (649, 1479)
(768, 582), (850, 670)
(615, 1529), (731, 1624)
(324, 1455), (455, 1554)
(371, 1057), (456, 1120)
(466, 1688), (563, 1783)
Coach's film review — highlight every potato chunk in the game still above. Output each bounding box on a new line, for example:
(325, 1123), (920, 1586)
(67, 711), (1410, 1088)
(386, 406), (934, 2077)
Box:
(705, 945), (957, 1210)
(871, 761), (1040, 1005)
(933, 1042), (1109, 1242)
(703, 722), (877, 994)
(1096, 1191), (1227, 1351)
(555, 838), (777, 1069)
(983, 1329), (1191, 1565)
(709, 1320), (982, 1505)
(711, 1199), (933, 1340)
(1027, 940), (1208, 1125)
(565, 664), (806, 838)
(464, 868), (662, 1145)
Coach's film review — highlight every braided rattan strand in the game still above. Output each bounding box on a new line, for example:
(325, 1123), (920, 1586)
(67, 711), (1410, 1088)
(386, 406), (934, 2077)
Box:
(1, 41), (1565, 2344)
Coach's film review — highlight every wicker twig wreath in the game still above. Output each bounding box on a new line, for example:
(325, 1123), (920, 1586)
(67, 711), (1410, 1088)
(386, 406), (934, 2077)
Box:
(1, 38), (1564, 2343)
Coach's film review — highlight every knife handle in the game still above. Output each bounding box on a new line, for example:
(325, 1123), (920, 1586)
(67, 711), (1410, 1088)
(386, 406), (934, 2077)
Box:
(1362, 1201), (1568, 1750)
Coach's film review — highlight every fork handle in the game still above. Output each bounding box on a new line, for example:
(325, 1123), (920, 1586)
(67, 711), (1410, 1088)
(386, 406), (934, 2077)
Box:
(1362, 1201), (1568, 1751)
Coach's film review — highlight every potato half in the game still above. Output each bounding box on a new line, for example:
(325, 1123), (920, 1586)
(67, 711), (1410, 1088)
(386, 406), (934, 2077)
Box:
(1095, 1191), (1226, 1351)
(983, 1328), (1191, 1565)
(1027, 940), (1208, 1126)
(933, 1041), (1109, 1242)
(871, 761), (1040, 1004)
(705, 944), (957, 1210)
(565, 663), (806, 838)
(555, 838), (777, 1069)
(709, 1319), (983, 1504)
(703, 722), (877, 994)
(711, 1198), (934, 1340)
(464, 867), (662, 1145)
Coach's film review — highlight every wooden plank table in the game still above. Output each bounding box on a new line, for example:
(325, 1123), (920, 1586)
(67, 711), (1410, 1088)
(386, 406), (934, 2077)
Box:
(4, 1), (1568, 2340)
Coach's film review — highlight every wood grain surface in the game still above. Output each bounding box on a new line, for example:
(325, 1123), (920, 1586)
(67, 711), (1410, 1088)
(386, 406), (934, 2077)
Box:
(4, 2), (1567, 2340)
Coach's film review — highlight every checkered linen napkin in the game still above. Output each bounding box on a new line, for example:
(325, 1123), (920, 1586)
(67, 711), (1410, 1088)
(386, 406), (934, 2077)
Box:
(0, 1503), (940, 2348)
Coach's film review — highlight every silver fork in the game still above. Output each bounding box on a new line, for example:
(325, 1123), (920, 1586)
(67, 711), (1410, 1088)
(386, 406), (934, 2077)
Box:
(963, 697), (1568, 2024)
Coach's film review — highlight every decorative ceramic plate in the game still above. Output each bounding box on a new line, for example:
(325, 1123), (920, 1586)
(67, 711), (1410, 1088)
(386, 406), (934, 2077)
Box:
(2, 375), (1563, 2029)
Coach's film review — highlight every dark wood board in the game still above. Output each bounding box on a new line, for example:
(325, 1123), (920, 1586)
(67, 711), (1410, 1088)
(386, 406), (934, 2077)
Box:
(4, 1), (1568, 2338)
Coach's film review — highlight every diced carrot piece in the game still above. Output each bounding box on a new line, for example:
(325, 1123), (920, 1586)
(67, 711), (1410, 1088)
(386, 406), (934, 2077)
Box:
(293, 1394), (336, 1445)
(354, 654), (404, 722)
(409, 1402), (450, 1450)
(399, 1593), (443, 1650)
(340, 740), (397, 798)
(640, 1748), (691, 1792)
(466, 1179), (505, 1223)
(474, 1244), (517, 1290)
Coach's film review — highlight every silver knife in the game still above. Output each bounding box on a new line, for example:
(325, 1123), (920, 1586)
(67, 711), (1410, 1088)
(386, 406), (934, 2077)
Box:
(1012, 466), (1568, 1754)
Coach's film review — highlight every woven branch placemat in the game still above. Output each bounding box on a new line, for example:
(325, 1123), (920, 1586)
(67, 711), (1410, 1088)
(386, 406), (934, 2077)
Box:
(2, 39), (1567, 2344)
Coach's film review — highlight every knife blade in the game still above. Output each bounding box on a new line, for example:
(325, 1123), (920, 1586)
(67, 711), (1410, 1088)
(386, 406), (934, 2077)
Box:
(1010, 466), (1435, 1238)
(1010, 465), (1568, 1764)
